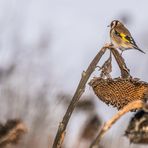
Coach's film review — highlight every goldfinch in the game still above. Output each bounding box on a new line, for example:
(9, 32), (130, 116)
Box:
(109, 20), (145, 54)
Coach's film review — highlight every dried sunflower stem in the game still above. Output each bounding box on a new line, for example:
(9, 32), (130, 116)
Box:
(52, 44), (109, 148)
(90, 100), (144, 148)
(110, 47), (130, 78)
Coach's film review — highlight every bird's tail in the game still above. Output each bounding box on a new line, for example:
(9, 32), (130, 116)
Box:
(135, 47), (145, 54)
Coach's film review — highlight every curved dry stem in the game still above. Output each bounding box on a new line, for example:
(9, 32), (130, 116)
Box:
(52, 44), (109, 148)
(90, 100), (144, 148)
(52, 43), (131, 148)
(110, 47), (130, 78)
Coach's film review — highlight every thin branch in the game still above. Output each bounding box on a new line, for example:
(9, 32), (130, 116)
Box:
(90, 100), (144, 148)
(52, 44), (110, 148)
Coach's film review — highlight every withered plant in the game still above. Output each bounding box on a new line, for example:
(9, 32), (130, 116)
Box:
(52, 44), (148, 148)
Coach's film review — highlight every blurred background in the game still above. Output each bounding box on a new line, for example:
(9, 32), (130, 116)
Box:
(0, 0), (148, 148)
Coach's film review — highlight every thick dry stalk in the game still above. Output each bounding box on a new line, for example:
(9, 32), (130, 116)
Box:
(90, 100), (144, 148)
(110, 47), (130, 78)
(52, 44), (109, 148)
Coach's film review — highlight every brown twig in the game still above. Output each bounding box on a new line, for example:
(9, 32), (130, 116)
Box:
(52, 44), (110, 148)
(89, 100), (144, 148)
(110, 47), (130, 78)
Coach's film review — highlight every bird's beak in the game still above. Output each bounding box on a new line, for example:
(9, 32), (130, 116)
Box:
(107, 25), (110, 27)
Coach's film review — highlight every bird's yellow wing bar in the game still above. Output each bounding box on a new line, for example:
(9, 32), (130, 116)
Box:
(119, 33), (130, 43)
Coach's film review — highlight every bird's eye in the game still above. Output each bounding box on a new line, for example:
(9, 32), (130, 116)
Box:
(110, 20), (119, 28)
(111, 21), (116, 28)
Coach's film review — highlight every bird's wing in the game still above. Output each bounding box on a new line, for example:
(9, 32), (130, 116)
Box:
(114, 29), (138, 47)
(114, 24), (145, 53)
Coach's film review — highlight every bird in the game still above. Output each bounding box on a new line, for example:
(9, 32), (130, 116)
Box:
(108, 20), (145, 54)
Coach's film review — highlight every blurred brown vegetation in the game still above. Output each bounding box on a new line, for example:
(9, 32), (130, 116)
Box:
(0, 119), (27, 148)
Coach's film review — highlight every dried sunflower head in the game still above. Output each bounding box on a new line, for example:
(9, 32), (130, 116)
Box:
(125, 110), (148, 144)
(89, 77), (148, 110)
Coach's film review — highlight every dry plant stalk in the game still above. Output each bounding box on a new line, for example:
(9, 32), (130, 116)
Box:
(90, 100), (144, 148)
(110, 48), (130, 78)
(52, 44), (111, 148)
(52, 44), (131, 148)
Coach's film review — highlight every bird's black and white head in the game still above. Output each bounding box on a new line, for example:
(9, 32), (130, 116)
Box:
(109, 20), (123, 29)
